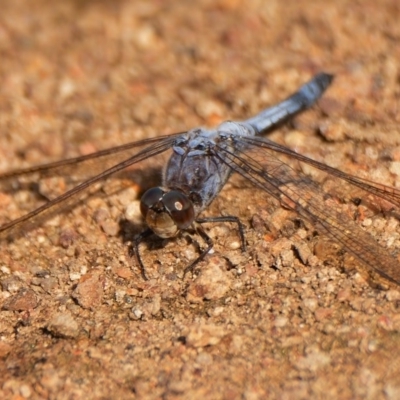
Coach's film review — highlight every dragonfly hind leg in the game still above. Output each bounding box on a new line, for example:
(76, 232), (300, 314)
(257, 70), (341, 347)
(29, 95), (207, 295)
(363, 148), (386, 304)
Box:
(183, 215), (247, 276)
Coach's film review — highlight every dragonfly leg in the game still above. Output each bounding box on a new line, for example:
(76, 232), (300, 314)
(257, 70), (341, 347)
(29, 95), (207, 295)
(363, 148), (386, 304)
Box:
(183, 215), (246, 276)
(130, 228), (153, 280)
(196, 215), (246, 252)
(182, 224), (214, 277)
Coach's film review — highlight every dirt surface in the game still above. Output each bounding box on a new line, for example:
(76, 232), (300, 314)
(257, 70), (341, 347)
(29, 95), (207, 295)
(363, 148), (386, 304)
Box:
(1, 0), (400, 399)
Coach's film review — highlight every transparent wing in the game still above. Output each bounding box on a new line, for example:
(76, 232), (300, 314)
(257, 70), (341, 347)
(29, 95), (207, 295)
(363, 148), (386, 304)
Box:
(0, 133), (184, 191)
(242, 136), (400, 208)
(0, 133), (181, 239)
(216, 136), (400, 286)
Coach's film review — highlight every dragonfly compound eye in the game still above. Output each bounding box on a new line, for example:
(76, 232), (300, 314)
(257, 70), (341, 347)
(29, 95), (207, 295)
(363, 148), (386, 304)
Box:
(140, 187), (164, 217)
(163, 190), (195, 229)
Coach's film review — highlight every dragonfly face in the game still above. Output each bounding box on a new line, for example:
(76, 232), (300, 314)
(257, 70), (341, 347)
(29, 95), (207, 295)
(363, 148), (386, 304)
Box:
(140, 187), (195, 238)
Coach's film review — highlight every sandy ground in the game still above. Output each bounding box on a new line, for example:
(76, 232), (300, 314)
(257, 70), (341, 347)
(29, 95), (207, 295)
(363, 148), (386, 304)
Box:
(1, 0), (400, 399)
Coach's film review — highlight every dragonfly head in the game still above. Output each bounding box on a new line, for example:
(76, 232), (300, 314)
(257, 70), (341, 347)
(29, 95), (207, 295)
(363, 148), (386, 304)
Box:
(140, 187), (195, 238)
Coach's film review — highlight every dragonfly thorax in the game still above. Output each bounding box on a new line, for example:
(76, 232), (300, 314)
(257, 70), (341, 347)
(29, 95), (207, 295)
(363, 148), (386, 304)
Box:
(140, 187), (195, 238)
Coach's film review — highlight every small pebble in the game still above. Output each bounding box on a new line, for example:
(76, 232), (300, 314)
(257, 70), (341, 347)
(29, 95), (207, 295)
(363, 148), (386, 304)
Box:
(47, 312), (80, 338)
(2, 288), (38, 311)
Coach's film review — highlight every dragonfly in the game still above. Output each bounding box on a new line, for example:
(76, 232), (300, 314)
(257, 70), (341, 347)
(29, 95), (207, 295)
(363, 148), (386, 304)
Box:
(1, 72), (400, 285)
